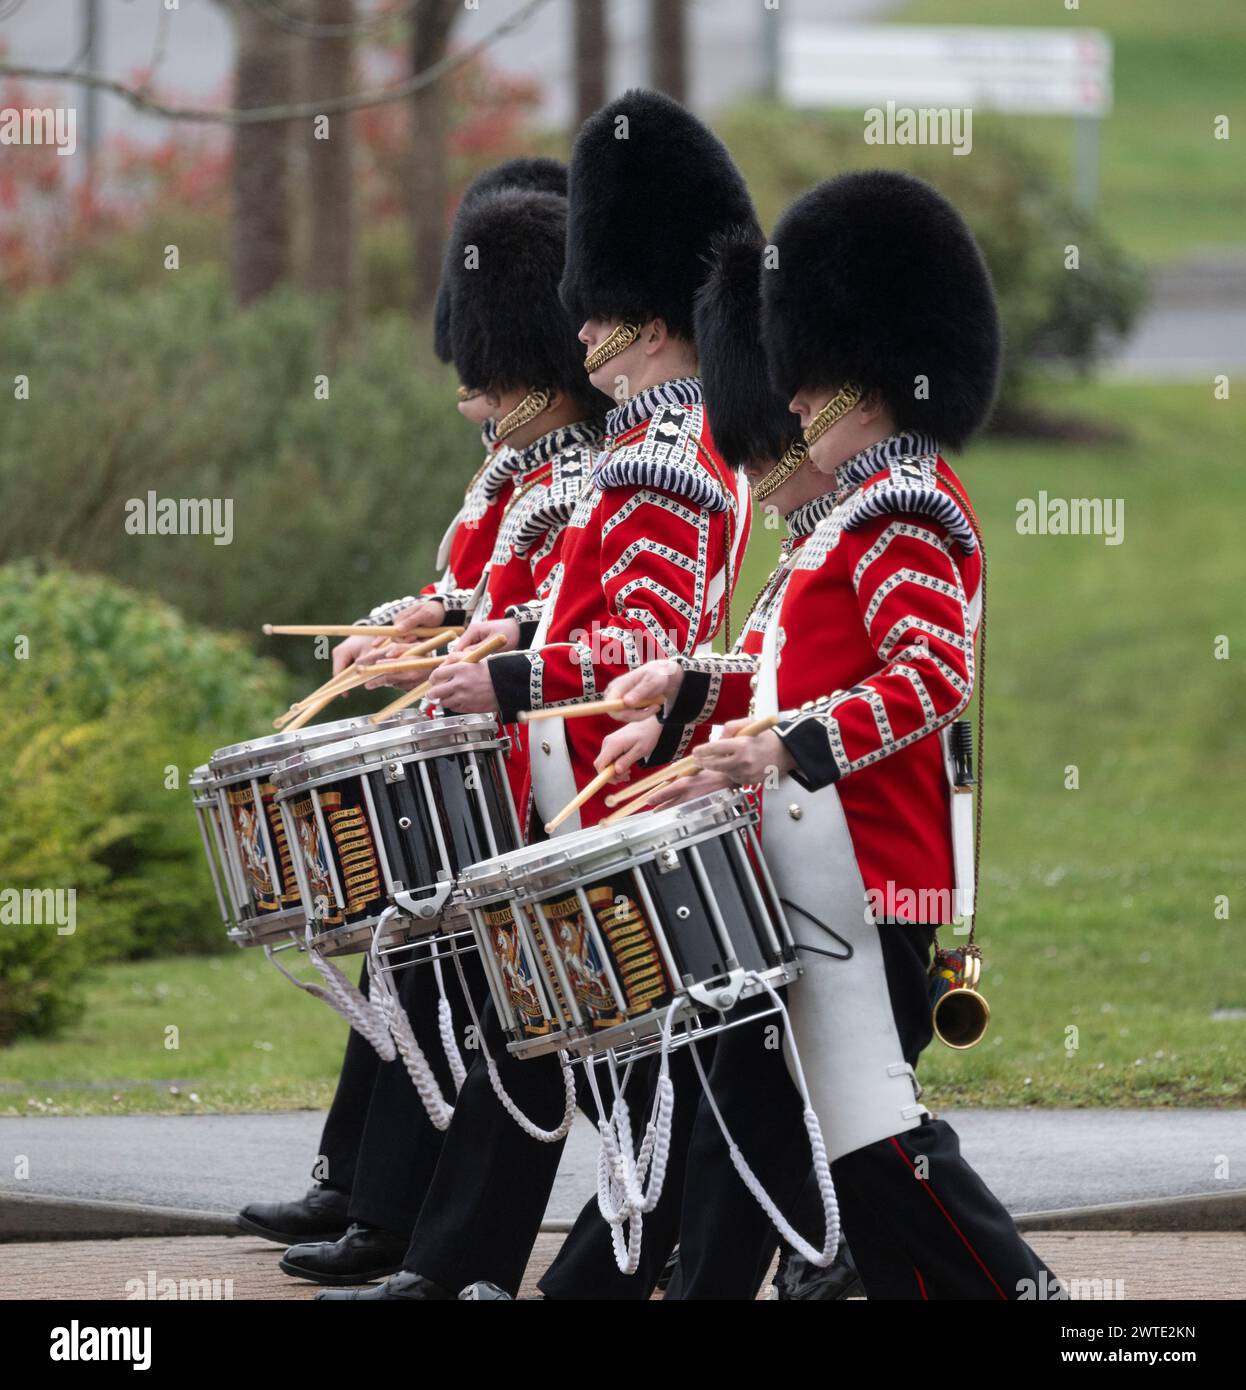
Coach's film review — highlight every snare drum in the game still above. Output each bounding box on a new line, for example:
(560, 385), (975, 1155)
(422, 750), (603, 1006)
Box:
(456, 790), (799, 1062)
(273, 714), (522, 958)
(195, 713), (426, 948)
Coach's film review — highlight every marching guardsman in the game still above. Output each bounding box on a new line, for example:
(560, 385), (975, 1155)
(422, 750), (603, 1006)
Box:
(275, 182), (610, 1289)
(320, 89), (756, 1301)
(236, 157), (574, 1280)
(332, 156), (571, 667)
(605, 170), (1060, 1299)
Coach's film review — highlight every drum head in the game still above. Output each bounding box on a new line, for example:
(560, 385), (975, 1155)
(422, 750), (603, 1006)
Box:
(269, 712), (504, 794)
(209, 710), (424, 782)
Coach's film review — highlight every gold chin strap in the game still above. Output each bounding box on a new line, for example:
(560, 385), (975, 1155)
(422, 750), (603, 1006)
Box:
(456, 385), (483, 402)
(494, 388), (551, 441)
(751, 438), (808, 503)
(749, 382), (864, 502)
(803, 381), (863, 448)
(583, 321), (642, 374)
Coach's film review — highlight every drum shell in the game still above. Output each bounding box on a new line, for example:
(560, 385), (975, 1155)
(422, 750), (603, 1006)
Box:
(198, 712), (425, 946)
(273, 715), (522, 957)
(458, 792), (798, 1061)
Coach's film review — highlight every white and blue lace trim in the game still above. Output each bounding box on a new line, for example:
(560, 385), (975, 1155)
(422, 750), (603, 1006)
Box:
(833, 432), (940, 503)
(517, 419), (603, 472)
(603, 376), (703, 443)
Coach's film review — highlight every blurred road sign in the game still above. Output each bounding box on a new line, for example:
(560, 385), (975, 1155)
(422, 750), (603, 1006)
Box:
(780, 24), (1112, 118)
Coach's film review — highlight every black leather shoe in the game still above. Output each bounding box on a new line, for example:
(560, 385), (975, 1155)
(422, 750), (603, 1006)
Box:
(774, 1241), (864, 1300)
(236, 1185), (351, 1245)
(315, 1270), (455, 1301)
(280, 1223), (409, 1286)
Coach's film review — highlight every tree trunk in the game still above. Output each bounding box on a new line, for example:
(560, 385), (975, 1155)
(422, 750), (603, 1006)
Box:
(229, 1), (296, 306)
(302, 0), (356, 337)
(650, 0), (687, 104)
(574, 0), (608, 127)
(410, 0), (461, 317)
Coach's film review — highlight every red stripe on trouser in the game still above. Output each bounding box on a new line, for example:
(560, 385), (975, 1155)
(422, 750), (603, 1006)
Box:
(912, 1265), (928, 1300)
(888, 1136), (1008, 1300)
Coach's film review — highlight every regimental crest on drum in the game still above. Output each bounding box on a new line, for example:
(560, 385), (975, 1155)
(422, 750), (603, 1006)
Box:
(538, 882), (672, 1033)
(289, 793), (338, 923)
(483, 904), (554, 1036)
(225, 784), (279, 913)
(286, 790), (383, 926)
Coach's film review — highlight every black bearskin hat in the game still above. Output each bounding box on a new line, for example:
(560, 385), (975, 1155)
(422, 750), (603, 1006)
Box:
(762, 170), (1001, 449)
(433, 156), (567, 363)
(560, 89), (758, 341)
(694, 228), (802, 471)
(448, 188), (605, 417)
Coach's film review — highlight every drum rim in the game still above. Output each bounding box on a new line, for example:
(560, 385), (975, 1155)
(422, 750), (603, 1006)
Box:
(207, 710), (424, 780)
(270, 713), (507, 794)
(455, 789), (756, 905)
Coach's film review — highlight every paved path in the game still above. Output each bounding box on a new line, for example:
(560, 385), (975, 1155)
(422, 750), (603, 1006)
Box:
(3, 1109), (1243, 1225)
(4, 1231), (1242, 1301)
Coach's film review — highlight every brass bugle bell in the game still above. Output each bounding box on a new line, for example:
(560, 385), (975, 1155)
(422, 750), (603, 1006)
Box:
(929, 945), (990, 1050)
(932, 983), (991, 1049)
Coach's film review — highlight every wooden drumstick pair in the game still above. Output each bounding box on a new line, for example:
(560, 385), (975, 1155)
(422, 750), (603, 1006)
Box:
(275, 627), (462, 731)
(369, 633), (510, 723)
(544, 711), (780, 834)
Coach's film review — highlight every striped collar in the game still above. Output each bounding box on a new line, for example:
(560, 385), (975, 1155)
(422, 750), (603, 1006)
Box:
(785, 490), (839, 540)
(833, 431), (940, 504)
(517, 419), (605, 476)
(603, 376), (703, 444)
(476, 442), (527, 502)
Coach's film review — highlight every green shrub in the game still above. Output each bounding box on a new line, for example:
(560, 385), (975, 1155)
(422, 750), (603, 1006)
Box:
(721, 102), (1148, 420)
(0, 271), (481, 679)
(0, 562), (292, 1042)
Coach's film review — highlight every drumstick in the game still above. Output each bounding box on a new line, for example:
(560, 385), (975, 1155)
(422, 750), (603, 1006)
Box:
(601, 713), (782, 810)
(262, 623), (463, 639)
(282, 667), (378, 732)
(354, 653), (451, 676)
(544, 763), (618, 835)
(368, 634), (509, 723)
(273, 629), (462, 729)
(519, 698), (658, 723)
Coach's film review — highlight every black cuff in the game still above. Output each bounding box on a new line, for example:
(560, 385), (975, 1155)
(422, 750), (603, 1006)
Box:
(776, 717), (842, 793)
(441, 606), (468, 627)
(664, 668), (714, 726)
(488, 651), (534, 724)
(517, 619), (540, 649)
(643, 719), (689, 767)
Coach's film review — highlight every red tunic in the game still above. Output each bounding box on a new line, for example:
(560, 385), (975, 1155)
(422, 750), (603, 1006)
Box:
(488, 381), (752, 828)
(668, 438), (980, 922)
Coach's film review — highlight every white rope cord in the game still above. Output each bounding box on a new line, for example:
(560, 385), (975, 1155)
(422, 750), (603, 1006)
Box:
(582, 1001), (679, 1274)
(264, 938), (396, 1061)
(449, 932), (577, 1143)
(686, 976), (841, 1268)
(430, 944), (468, 1094)
(367, 918), (457, 1130)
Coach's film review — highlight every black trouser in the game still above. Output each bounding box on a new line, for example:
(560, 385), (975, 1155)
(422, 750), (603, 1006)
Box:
(314, 961), (382, 1196)
(401, 998), (703, 1299)
(313, 952), (489, 1237)
(666, 926), (1058, 1300)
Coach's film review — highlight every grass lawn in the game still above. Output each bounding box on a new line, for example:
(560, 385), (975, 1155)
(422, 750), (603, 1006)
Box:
(3, 380), (1243, 1115)
(893, 0), (1245, 263)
